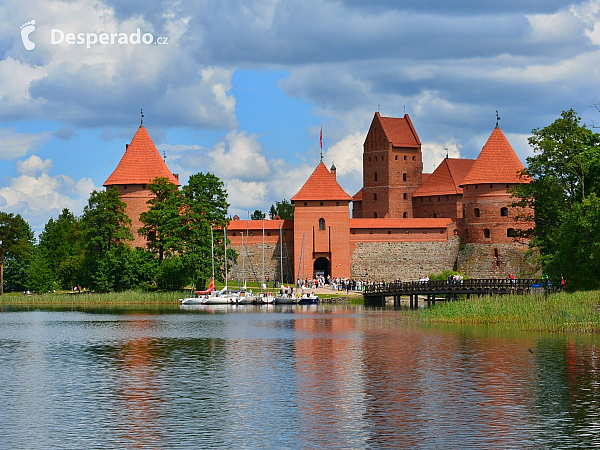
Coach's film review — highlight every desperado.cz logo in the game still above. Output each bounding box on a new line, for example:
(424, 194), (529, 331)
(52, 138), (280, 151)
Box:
(20, 19), (168, 50)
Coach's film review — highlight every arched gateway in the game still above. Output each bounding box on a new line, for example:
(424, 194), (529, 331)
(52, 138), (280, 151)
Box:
(313, 257), (330, 280)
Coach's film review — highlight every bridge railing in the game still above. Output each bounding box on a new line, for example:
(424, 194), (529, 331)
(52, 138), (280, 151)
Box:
(363, 278), (555, 294)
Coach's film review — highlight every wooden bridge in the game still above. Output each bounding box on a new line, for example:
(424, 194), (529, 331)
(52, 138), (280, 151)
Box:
(363, 278), (556, 308)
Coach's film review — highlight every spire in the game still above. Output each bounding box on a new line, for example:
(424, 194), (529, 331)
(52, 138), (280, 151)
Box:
(495, 110), (500, 128)
(140, 108), (144, 127)
(320, 126), (323, 162)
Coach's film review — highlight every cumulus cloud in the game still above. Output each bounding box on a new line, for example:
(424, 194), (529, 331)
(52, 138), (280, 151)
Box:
(53, 127), (77, 140)
(0, 127), (51, 160)
(16, 155), (53, 176)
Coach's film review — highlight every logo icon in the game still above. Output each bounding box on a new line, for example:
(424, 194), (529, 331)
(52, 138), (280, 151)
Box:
(20, 20), (36, 50)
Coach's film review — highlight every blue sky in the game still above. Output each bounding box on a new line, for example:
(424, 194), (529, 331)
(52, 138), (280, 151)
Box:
(1, 0), (600, 234)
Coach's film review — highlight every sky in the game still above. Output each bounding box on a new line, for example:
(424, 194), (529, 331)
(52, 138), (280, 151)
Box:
(1, 0), (600, 235)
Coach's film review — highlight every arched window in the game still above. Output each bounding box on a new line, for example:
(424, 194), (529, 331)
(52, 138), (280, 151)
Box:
(395, 155), (398, 160)
(402, 173), (407, 181)
(474, 208), (480, 218)
(403, 212), (408, 218)
(501, 207), (508, 217)
(319, 218), (325, 230)
(484, 228), (491, 238)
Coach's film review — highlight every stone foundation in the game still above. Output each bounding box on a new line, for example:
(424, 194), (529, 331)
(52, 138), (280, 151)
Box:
(456, 243), (538, 278)
(227, 242), (294, 285)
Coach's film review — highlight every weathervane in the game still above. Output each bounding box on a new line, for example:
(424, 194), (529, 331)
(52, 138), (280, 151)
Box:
(163, 150), (167, 162)
(141, 108), (144, 126)
(495, 110), (501, 128)
(445, 146), (448, 159)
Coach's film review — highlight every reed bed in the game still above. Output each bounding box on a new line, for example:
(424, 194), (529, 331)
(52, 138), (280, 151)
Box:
(418, 291), (600, 332)
(0, 290), (184, 306)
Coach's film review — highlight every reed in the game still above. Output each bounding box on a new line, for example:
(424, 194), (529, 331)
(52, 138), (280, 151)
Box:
(417, 291), (600, 332)
(0, 290), (184, 306)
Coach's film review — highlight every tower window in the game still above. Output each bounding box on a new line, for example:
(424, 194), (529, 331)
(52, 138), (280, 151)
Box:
(319, 218), (325, 230)
(507, 228), (517, 237)
(336, 202), (340, 206)
(404, 155), (407, 161)
(374, 212), (378, 218)
(403, 173), (407, 181)
(490, 184), (494, 188)
(403, 193), (408, 200)
(433, 213), (437, 218)
(382, 156), (384, 161)
(375, 156), (377, 161)
(474, 208), (480, 218)
(304, 202), (307, 206)
(484, 228), (491, 238)
(501, 207), (508, 217)
(374, 172), (378, 182)
(403, 212), (408, 218)
(412, 156), (415, 161)
(395, 155), (398, 160)
(374, 193), (378, 201)
(320, 202), (323, 206)
(388, 230), (391, 234)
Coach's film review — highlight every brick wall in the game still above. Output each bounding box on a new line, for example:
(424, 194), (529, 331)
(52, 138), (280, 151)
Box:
(413, 193), (462, 220)
(111, 184), (153, 248)
(457, 243), (538, 278)
(350, 236), (461, 281)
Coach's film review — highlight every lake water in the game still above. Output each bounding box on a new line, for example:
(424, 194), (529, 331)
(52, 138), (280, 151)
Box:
(1, 304), (599, 449)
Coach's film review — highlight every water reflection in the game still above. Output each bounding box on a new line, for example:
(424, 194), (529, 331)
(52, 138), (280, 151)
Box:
(0, 307), (600, 448)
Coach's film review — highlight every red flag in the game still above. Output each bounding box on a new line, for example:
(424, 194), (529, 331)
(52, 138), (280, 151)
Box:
(320, 126), (322, 149)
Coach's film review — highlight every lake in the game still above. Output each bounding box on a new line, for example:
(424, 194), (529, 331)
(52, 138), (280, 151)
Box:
(0, 304), (599, 449)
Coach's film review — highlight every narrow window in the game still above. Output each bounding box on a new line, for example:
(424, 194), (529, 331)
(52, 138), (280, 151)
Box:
(403, 173), (407, 181)
(474, 208), (480, 218)
(490, 184), (493, 189)
(395, 155), (398, 160)
(319, 218), (325, 230)
(404, 155), (407, 161)
(232, 232), (236, 236)
(403, 193), (408, 200)
(304, 202), (307, 206)
(336, 202), (340, 206)
(267, 232), (271, 236)
(438, 196), (441, 202)
(412, 156), (415, 161)
(433, 213), (437, 218)
(374, 212), (378, 218)
(494, 248), (499, 258)
(403, 212), (408, 218)
(484, 229), (491, 238)
(501, 207), (508, 217)
(374, 193), (378, 201)
(382, 156), (384, 161)
(375, 156), (378, 161)
(374, 172), (378, 182)
(388, 230), (391, 234)
(320, 202), (323, 206)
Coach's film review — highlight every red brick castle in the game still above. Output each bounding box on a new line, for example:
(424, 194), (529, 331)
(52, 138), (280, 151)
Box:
(106, 113), (534, 282)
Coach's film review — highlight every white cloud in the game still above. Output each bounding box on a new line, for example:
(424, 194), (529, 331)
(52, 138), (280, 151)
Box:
(422, 140), (462, 174)
(0, 127), (52, 160)
(207, 130), (271, 182)
(16, 154), (53, 176)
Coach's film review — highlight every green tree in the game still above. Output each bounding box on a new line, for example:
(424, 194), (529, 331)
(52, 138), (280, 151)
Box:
(0, 212), (34, 294)
(139, 177), (184, 264)
(511, 109), (600, 288)
(182, 172), (230, 289)
(27, 250), (56, 294)
(80, 188), (133, 291)
(269, 199), (294, 220)
(251, 209), (266, 220)
(37, 208), (83, 288)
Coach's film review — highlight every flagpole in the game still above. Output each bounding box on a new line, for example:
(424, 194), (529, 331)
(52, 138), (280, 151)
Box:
(320, 126), (323, 161)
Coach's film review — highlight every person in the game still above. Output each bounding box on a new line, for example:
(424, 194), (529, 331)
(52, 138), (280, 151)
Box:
(509, 273), (515, 285)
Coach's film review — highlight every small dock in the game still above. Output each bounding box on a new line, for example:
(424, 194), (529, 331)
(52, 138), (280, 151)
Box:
(363, 279), (555, 307)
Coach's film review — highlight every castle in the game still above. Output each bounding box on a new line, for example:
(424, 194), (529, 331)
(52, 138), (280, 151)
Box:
(104, 112), (535, 282)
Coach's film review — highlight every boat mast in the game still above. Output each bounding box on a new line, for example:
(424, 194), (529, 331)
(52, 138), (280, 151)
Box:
(279, 220), (283, 285)
(241, 231), (245, 289)
(210, 225), (215, 281)
(262, 218), (265, 288)
(224, 226), (228, 289)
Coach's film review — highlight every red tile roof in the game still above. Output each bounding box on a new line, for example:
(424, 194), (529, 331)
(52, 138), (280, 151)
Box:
(104, 126), (181, 186)
(228, 219), (294, 231)
(460, 127), (530, 186)
(352, 188), (363, 202)
(291, 161), (352, 202)
(351, 218), (453, 229)
(375, 112), (421, 148)
(413, 158), (475, 196)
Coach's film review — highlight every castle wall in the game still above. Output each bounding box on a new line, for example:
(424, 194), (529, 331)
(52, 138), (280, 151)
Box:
(226, 241), (295, 286)
(350, 236), (461, 281)
(457, 243), (538, 278)
(413, 193), (463, 221)
(112, 184), (153, 248)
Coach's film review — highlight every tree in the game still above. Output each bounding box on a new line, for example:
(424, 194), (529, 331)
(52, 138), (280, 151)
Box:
(251, 209), (266, 220)
(27, 250), (56, 294)
(37, 208), (83, 288)
(269, 199), (294, 220)
(0, 212), (34, 294)
(139, 177), (184, 264)
(182, 172), (230, 289)
(511, 109), (600, 288)
(80, 188), (133, 290)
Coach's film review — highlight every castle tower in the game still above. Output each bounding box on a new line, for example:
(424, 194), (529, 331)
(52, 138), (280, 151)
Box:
(459, 125), (531, 244)
(291, 162), (352, 281)
(359, 112), (422, 219)
(103, 123), (181, 247)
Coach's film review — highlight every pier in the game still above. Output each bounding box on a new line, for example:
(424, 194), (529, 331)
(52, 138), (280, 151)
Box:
(363, 278), (556, 307)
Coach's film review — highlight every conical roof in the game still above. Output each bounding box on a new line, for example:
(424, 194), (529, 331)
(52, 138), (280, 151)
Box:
(291, 161), (352, 202)
(460, 127), (530, 186)
(104, 126), (181, 186)
(413, 158), (475, 196)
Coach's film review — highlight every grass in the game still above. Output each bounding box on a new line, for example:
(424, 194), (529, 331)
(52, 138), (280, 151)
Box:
(416, 290), (600, 332)
(0, 290), (184, 306)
